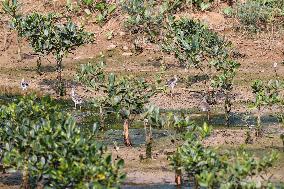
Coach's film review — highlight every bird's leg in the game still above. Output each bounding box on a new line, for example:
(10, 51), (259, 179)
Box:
(207, 111), (210, 122)
(171, 87), (174, 98)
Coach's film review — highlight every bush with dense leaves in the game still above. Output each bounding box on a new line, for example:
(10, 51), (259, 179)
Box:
(162, 17), (230, 69)
(170, 124), (279, 188)
(0, 94), (125, 188)
(235, 0), (284, 31)
(11, 12), (93, 95)
(77, 62), (157, 146)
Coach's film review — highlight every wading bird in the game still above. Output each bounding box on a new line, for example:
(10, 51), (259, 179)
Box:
(273, 62), (278, 78)
(71, 87), (83, 110)
(167, 75), (178, 97)
(20, 78), (29, 90)
(200, 96), (210, 122)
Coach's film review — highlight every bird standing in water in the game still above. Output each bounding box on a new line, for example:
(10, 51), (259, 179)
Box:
(71, 87), (83, 110)
(20, 78), (29, 91)
(167, 75), (178, 97)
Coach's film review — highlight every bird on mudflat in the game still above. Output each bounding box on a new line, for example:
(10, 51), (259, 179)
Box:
(200, 96), (210, 122)
(273, 62), (279, 78)
(20, 78), (29, 90)
(167, 75), (178, 97)
(71, 87), (83, 110)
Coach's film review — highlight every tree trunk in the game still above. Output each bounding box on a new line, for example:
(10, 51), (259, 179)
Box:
(123, 119), (132, 146)
(194, 177), (199, 189)
(144, 121), (152, 159)
(99, 106), (105, 131)
(224, 92), (231, 127)
(36, 56), (42, 75)
(175, 169), (182, 186)
(56, 58), (65, 96)
(256, 107), (262, 137)
(57, 59), (62, 85)
(21, 161), (29, 189)
(17, 34), (22, 62)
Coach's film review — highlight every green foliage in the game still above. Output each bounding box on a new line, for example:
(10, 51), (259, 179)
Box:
(172, 114), (196, 133)
(223, 6), (233, 17)
(251, 79), (283, 136)
(0, 94), (60, 129)
(80, 0), (95, 7)
(12, 12), (93, 95)
(211, 60), (240, 126)
(18, 13), (93, 61)
(77, 61), (157, 125)
(0, 94), (124, 188)
(122, 0), (164, 41)
(170, 126), (279, 188)
(79, 0), (116, 25)
(235, 0), (284, 31)
(211, 60), (240, 91)
(251, 79), (281, 109)
(121, 0), (214, 44)
(95, 1), (116, 25)
(191, 0), (214, 11)
(162, 17), (239, 126)
(142, 105), (166, 129)
(76, 61), (105, 90)
(40, 118), (125, 188)
(2, 0), (20, 18)
(162, 17), (230, 69)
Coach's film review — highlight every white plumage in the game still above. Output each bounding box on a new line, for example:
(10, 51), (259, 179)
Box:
(71, 88), (83, 110)
(167, 75), (178, 97)
(200, 97), (210, 112)
(200, 97), (210, 121)
(273, 62), (278, 68)
(20, 78), (29, 90)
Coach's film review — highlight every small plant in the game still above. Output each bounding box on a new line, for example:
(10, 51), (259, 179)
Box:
(173, 113), (195, 133)
(77, 62), (157, 146)
(17, 12), (93, 95)
(162, 17), (230, 69)
(79, 0), (117, 26)
(211, 60), (240, 127)
(122, 0), (164, 42)
(251, 79), (281, 136)
(169, 122), (212, 186)
(235, 0), (284, 31)
(80, 0), (95, 8)
(2, 0), (22, 60)
(95, 1), (116, 25)
(170, 123), (279, 188)
(191, 0), (214, 11)
(142, 105), (167, 158)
